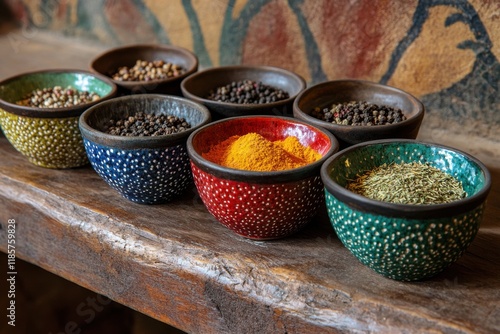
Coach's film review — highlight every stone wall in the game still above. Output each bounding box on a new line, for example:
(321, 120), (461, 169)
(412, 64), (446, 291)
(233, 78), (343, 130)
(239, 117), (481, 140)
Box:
(3, 0), (499, 166)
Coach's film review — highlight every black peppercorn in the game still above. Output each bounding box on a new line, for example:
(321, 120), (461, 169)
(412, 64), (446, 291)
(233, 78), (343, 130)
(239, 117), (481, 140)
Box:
(104, 112), (191, 136)
(311, 101), (406, 126)
(206, 80), (289, 104)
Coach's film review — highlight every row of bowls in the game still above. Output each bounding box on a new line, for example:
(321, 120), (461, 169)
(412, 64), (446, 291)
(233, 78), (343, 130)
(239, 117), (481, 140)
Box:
(0, 44), (492, 281)
(0, 71), (425, 168)
(90, 44), (425, 147)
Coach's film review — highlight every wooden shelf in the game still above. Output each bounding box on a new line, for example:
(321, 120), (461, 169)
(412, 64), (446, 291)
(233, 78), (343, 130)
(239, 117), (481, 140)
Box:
(0, 136), (499, 333)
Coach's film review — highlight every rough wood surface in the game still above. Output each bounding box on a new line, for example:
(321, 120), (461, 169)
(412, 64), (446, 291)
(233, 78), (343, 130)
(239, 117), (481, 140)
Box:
(0, 137), (499, 334)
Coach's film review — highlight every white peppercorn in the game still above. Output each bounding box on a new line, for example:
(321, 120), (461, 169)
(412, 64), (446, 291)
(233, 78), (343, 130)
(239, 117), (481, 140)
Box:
(110, 59), (185, 82)
(17, 86), (100, 108)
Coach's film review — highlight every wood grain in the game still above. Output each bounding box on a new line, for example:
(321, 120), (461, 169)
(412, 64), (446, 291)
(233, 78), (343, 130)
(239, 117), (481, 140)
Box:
(0, 137), (499, 334)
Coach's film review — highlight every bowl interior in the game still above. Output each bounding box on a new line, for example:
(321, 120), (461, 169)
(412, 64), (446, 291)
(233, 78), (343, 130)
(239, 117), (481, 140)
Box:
(191, 116), (333, 158)
(182, 66), (305, 102)
(0, 71), (115, 103)
(90, 45), (197, 81)
(295, 80), (422, 121)
(326, 141), (487, 199)
(85, 95), (209, 132)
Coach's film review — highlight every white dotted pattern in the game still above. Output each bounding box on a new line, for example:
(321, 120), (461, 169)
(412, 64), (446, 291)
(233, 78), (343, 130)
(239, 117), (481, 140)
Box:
(325, 191), (484, 281)
(84, 140), (191, 204)
(191, 163), (323, 240)
(0, 110), (88, 168)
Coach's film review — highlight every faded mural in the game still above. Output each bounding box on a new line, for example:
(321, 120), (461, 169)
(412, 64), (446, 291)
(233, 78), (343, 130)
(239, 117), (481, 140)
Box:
(3, 0), (500, 160)
(383, 0), (499, 137)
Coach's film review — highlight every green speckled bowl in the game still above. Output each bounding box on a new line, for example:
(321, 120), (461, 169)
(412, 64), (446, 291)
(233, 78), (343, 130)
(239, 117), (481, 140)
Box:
(320, 139), (491, 281)
(0, 69), (117, 168)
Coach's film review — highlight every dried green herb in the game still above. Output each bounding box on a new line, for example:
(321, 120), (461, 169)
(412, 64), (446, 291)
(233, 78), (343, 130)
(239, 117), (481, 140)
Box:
(346, 162), (466, 205)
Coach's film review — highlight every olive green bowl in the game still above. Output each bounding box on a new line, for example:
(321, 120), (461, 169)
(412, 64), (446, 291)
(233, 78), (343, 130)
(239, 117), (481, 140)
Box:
(0, 69), (117, 168)
(320, 139), (491, 281)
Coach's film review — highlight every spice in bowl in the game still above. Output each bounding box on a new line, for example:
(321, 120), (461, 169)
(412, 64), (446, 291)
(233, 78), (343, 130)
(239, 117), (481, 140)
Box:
(16, 86), (100, 108)
(110, 59), (185, 82)
(311, 101), (407, 126)
(206, 80), (289, 104)
(346, 162), (466, 204)
(202, 132), (321, 171)
(103, 111), (191, 136)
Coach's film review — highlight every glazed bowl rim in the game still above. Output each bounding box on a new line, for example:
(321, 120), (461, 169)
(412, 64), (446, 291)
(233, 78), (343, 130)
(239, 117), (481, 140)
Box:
(293, 79), (425, 132)
(187, 115), (339, 183)
(89, 43), (199, 86)
(320, 138), (492, 219)
(0, 69), (118, 118)
(79, 94), (212, 150)
(180, 65), (307, 109)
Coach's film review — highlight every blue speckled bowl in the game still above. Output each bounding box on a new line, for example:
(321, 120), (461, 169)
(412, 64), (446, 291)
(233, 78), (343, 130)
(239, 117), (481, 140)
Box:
(79, 94), (211, 204)
(320, 139), (491, 281)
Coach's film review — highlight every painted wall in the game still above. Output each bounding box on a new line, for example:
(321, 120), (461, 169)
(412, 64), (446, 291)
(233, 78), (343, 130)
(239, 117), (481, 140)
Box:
(4, 0), (500, 164)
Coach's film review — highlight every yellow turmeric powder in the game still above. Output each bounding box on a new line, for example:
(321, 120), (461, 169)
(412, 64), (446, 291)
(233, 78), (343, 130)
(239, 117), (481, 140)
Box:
(202, 132), (321, 171)
(275, 136), (322, 163)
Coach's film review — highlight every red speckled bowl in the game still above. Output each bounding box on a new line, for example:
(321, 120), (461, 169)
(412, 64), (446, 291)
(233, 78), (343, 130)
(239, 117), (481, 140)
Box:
(186, 116), (339, 240)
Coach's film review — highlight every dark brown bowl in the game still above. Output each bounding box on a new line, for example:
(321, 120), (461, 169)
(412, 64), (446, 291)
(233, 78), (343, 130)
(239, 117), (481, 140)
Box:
(90, 44), (198, 96)
(181, 65), (306, 120)
(293, 80), (425, 149)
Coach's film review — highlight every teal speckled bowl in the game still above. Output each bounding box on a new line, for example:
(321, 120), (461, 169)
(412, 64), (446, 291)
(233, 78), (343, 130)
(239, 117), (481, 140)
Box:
(0, 69), (117, 168)
(320, 139), (491, 281)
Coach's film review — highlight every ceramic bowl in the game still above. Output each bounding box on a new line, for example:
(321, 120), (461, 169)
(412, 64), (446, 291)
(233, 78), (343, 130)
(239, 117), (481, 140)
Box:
(79, 94), (211, 204)
(0, 69), (117, 168)
(187, 116), (339, 240)
(321, 139), (491, 281)
(181, 65), (306, 120)
(293, 80), (425, 149)
(90, 44), (198, 96)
